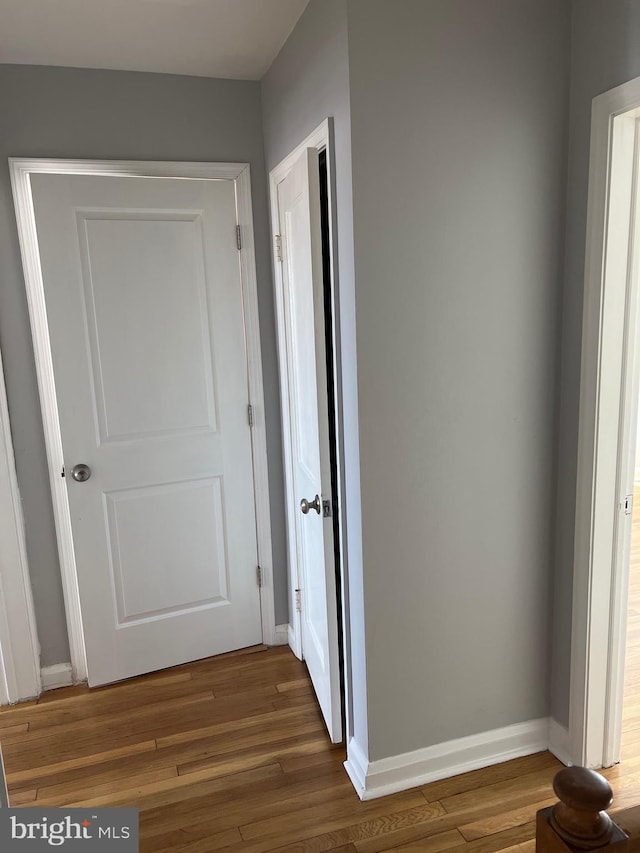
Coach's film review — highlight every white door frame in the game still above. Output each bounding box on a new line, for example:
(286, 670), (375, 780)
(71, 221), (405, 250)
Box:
(570, 76), (640, 768)
(269, 119), (347, 714)
(7, 158), (276, 693)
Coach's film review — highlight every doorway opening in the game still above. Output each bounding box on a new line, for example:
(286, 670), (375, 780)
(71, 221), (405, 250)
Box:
(269, 119), (347, 746)
(318, 147), (347, 741)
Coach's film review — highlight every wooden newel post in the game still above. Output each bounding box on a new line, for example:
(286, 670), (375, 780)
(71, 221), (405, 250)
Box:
(551, 768), (614, 848)
(537, 768), (628, 853)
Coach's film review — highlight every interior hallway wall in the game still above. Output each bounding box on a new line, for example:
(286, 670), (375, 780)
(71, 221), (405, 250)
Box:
(347, 0), (571, 761)
(0, 64), (287, 667)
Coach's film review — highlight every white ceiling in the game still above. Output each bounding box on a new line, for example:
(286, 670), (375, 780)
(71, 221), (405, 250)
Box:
(0, 0), (309, 81)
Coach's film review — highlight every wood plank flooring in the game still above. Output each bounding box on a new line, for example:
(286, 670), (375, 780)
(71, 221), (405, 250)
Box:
(2, 538), (640, 853)
(0, 644), (567, 853)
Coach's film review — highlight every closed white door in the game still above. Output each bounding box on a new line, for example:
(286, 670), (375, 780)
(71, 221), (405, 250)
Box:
(276, 149), (342, 742)
(30, 173), (262, 686)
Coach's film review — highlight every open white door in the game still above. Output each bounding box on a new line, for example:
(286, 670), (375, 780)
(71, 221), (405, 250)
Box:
(275, 148), (342, 742)
(28, 173), (263, 686)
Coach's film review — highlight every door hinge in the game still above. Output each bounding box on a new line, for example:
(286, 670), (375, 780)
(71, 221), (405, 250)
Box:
(257, 565), (263, 587)
(625, 494), (634, 516)
(294, 588), (302, 612)
(236, 224), (242, 250)
(275, 234), (283, 263)
(248, 403), (254, 428)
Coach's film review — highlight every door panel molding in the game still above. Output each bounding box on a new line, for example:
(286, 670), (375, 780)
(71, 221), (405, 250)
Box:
(8, 159), (275, 694)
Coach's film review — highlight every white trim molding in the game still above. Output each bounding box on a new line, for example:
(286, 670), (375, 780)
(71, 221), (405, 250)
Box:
(0, 348), (41, 704)
(9, 158), (275, 682)
(344, 736), (369, 797)
(40, 663), (73, 692)
(273, 624), (290, 646)
(345, 718), (550, 801)
(233, 164), (277, 647)
(10, 160), (87, 684)
(570, 74), (640, 770)
(548, 718), (572, 768)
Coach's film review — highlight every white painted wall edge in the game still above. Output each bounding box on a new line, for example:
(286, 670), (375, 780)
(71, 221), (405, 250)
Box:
(569, 74), (640, 769)
(0, 347), (41, 705)
(548, 718), (572, 767)
(344, 718), (550, 801)
(40, 663), (74, 692)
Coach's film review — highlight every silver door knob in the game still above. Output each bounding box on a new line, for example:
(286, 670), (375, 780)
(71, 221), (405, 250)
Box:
(71, 463), (91, 482)
(300, 495), (321, 515)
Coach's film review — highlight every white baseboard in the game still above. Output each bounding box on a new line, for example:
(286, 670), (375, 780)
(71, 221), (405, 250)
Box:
(40, 663), (73, 692)
(344, 737), (369, 798)
(548, 718), (572, 766)
(273, 624), (290, 646)
(345, 717), (550, 800)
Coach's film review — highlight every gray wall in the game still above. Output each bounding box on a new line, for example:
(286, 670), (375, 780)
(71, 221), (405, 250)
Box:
(551, 0), (640, 727)
(347, 0), (571, 761)
(261, 0), (370, 753)
(0, 64), (288, 667)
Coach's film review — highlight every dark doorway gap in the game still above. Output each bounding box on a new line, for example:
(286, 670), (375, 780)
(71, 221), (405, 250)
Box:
(318, 148), (346, 737)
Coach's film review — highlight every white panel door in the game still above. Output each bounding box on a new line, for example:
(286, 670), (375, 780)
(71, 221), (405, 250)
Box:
(30, 173), (262, 686)
(276, 149), (342, 742)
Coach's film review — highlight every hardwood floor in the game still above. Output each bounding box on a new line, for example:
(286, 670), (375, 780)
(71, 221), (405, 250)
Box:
(0, 645), (561, 853)
(1, 610), (640, 851)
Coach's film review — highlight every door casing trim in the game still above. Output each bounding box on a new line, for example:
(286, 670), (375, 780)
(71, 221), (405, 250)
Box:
(8, 158), (275, 693)
(569, 75), (640, 767)
(0, 345), (41, 704)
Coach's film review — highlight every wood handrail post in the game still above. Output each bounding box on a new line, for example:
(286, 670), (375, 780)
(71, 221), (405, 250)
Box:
(551, 767), (613, 848)
(536, 767), (628, 853)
